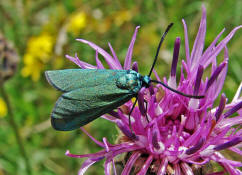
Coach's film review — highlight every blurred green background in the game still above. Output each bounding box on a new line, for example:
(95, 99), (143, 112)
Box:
(0, 0), (241, 174)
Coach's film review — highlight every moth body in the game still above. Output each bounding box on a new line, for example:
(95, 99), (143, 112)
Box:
(45, 69), (149, 131)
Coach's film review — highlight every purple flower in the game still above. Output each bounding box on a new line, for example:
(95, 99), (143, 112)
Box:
(65, 6), (242, 175)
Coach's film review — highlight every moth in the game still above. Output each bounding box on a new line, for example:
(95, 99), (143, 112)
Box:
(45, 23), (203, 131)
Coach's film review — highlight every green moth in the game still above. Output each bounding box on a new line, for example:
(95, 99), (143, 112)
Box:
(45, 69), (150, 131)
(45, 23), (203, 131)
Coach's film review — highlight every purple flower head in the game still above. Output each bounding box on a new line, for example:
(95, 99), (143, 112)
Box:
(66, 6), (242, 175)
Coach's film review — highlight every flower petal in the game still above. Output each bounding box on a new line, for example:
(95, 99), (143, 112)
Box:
(190, 5), (206, 71)
(95, 50), (104, 69)
(215, 93), (227, 122)
(232, 83), (242, 103)
(157, 157), (168, 175)
(124, 26), (140, 70)
(180, 162), (193, 175)
(170, 37), (180, 77)
(108, 42), (122, 69)
(121, 152), (141, 175)
(205, 61), (227, 92)
(115, 119), (137, 140)
(132, 61), (138, 72)
(136, 155), (153, 175)
(80, 127), (105, 147)
(200, 28), (225, 66)
(76, 39), (120, 69)
(214, 137), (242, 151)
(203, 25), (242, 68)
(78, 157), (104, 175)
(223, 101), (242, 118)
(185, 137), (205, 155)
(65, 54), (96, 69)
(104, 159), (112, 175)
(182, 19), (191, 69)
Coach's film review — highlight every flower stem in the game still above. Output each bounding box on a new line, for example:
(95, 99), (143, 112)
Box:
(0, 79), (32, 174)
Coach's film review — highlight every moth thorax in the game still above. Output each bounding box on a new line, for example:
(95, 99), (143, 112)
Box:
(116, 70), (142, 93)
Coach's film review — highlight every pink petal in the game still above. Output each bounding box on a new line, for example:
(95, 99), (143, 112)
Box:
(108, 42), (122, 69)
(212, 153), (242, 175)
(121, 152), (141, 175)
(104, 159), (112, 175)
(180, 162), (193, 175)
(65, 150), (106, 159)
(76, 39), (120, 69)
(232, 82), (242, 102)
(95, 50), (104, 69)
(229, 147), (242, 156)
(101, 114), (118, 122)
(136, 155), (153, 175)
(191, 6), (206, 70)
(174, 163), (181, 175)
(112, 159), (117, 175)
(200, 28), (225, 66)
(213, 46), (229, 99)
(183, 124), (202, 147)
(78, 158), (101, 175)
(157, 157), (168, 175)
(182, 19), (191, 69)
(80, 127), (105, 147)
(218, 116), (242, 128)
(124, 26), (140, 70)
(103, 137), (110, 152)
(203, 25), (242, 68)
(153, 69), (161, 81)
(190, 5), (207, 71)
(184, 158), (209, 165)
(132, 61), (138, 72)
(65, 54), (96, 69)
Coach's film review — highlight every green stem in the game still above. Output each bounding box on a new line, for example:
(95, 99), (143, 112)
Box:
(0, 79), (32, 175)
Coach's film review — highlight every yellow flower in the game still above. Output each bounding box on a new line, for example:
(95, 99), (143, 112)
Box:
(0, 98), (7, 118)
(21, 33), (54, 81)
(21, 54), (44, 81)
(67, 12), (87, 35)
(27, 33), (54, 62)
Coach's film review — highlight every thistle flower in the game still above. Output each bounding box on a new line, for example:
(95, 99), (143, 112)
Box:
(65, 6), (242, 175)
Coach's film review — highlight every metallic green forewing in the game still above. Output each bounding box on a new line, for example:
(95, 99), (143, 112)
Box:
(45, 69), (137, 131)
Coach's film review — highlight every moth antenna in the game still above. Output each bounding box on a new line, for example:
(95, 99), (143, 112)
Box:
(148, 23), (174, 77)
(150, 80), (204, 99)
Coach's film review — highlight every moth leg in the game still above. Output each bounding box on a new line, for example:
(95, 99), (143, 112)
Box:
(144, 99), (149, 123)
(128, 97), (138, 135)
(137, 88), (149, 123)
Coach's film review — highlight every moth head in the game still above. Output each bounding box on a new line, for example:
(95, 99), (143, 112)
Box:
(116, 70), (142, 93)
